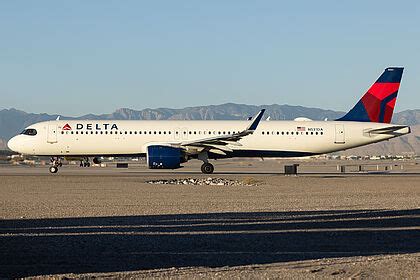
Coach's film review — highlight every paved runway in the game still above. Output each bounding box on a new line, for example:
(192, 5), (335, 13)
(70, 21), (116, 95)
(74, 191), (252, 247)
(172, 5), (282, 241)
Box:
(0, 161), (419, 278)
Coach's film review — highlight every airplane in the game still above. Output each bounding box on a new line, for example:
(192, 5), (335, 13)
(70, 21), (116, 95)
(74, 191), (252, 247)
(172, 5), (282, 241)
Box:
(7, 67), (410, 174)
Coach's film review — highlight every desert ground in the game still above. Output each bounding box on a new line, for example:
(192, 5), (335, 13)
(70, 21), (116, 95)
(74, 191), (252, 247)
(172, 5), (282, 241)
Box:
(0, 159), (419, 279)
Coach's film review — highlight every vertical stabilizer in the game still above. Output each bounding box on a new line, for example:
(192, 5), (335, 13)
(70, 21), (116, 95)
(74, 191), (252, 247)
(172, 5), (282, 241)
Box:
(337, 67), (403, 123)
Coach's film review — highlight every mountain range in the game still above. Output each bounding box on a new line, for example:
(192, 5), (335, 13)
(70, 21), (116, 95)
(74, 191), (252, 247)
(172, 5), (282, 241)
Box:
(1, 104), (419, 155)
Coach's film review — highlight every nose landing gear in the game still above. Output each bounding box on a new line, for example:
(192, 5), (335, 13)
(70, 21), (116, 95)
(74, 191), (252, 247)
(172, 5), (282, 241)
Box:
(49, 157), (62, 173)
(49, 166), (59, 173)
(80, 157), (91, 168)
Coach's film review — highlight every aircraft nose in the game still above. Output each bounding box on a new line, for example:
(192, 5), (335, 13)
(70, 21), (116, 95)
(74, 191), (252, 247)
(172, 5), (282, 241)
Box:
(7, 137), (19, 153)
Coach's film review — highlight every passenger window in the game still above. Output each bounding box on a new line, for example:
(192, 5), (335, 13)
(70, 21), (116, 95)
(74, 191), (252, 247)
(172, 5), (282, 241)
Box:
(130, 131), (132, 134)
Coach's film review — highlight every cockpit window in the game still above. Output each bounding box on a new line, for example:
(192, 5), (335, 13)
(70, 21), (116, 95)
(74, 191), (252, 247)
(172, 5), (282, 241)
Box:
(21, 129), (37, 136)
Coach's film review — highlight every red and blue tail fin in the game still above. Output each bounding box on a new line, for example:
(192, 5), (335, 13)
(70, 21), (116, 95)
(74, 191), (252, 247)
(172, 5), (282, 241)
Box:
(337, 67), (403, 123)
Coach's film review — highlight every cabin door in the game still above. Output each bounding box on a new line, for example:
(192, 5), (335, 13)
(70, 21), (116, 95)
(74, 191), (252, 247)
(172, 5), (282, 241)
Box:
(334, 124), (345, 144)
(47, 124), (58, 143)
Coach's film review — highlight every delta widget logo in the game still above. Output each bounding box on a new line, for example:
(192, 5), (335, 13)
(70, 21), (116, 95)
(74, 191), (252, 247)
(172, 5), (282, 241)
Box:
(62, 124), (72, 131)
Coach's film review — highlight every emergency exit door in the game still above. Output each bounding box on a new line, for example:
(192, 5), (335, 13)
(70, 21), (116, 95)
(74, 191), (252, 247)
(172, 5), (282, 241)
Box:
(334, 124), (345, 144)
(47, 124), (58, 143)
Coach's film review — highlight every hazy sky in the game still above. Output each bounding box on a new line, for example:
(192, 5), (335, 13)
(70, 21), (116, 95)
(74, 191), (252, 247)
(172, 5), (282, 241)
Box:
(0, 1), (419, 116)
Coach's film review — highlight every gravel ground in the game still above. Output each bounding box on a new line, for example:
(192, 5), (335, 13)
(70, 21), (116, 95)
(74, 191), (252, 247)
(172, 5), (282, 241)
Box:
(0, 162), (419, 279)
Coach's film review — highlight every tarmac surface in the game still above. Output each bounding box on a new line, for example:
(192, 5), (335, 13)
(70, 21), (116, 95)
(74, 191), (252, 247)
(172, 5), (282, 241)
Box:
(0, 160), (419, 278)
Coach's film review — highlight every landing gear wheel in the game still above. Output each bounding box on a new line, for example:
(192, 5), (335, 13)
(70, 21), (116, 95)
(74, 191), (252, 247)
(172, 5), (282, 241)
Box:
(49, 166), (58, 174)
(201, 162), (214, 174)
(80, 158), (91, 168)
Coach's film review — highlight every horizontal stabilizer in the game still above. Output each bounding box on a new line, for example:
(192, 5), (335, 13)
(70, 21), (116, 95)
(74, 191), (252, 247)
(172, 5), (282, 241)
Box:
(367, 125), (410, 135)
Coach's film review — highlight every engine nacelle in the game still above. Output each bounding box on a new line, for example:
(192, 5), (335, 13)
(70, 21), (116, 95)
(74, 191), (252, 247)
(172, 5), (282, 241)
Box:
(147, 145), (183, 169)
(93, 157), (102, 164)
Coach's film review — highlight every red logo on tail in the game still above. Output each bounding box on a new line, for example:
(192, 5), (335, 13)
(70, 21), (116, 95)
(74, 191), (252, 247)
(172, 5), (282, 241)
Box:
(62, 124), (72, 130)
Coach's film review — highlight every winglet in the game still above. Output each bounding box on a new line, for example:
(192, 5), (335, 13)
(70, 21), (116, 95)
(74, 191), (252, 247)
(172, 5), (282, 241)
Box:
(247, 109), (265, 131)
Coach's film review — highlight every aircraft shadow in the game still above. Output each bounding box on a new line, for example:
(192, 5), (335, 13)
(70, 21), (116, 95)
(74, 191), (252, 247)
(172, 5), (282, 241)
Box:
(0, 209), (419, 277)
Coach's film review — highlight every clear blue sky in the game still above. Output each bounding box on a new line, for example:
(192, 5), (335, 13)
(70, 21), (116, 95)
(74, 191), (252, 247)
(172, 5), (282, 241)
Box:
(0, 1), (419, 116)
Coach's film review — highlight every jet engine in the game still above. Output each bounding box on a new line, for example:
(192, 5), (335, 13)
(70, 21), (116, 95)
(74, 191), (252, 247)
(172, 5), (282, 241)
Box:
(93, 157), (102, 164)
(147, 145), (184, 169)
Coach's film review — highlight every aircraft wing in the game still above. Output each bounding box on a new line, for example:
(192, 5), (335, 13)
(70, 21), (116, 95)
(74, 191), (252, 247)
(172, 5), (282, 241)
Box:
(176, 109), (265, 155)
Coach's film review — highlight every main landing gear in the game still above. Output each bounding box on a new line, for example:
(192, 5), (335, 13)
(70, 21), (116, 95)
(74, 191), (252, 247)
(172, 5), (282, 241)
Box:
(198, 151), (214, 174)
(49, 157), (62, 174)
(201, 162), (214, 174)
(80, 157), (91, 168)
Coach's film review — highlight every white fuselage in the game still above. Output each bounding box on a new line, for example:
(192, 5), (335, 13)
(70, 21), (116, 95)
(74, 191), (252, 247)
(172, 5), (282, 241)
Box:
(8, 120), (410, 158)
